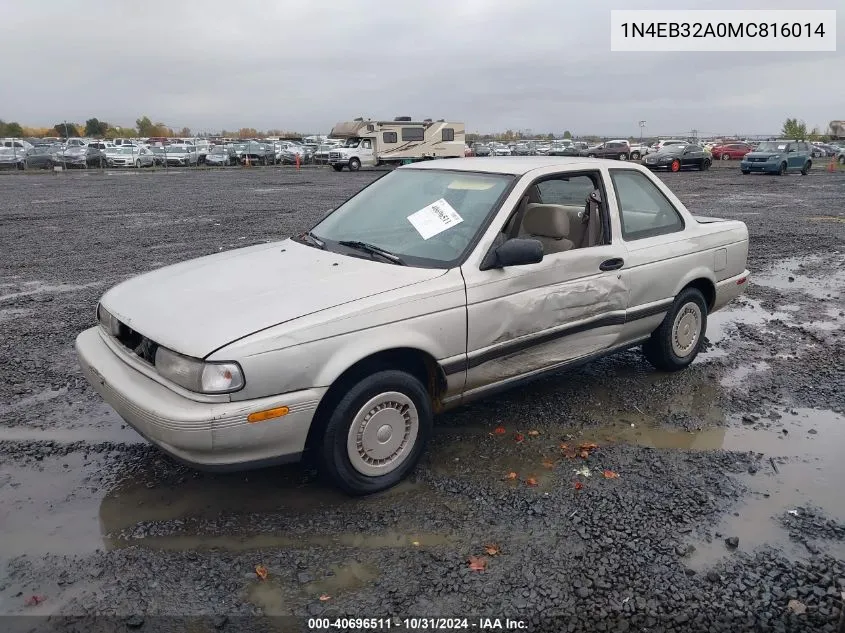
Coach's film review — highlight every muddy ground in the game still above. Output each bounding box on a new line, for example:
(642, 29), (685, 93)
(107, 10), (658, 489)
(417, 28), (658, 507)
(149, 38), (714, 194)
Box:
(1, 163), (844, 632)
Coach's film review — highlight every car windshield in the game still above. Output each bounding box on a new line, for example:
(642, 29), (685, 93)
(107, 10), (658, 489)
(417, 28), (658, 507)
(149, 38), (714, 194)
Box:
(755, 142), (788, 152)
(211, 146), (228, 154)
(167, 146), (186, 153)
(310, 169), (514, 268)
(116, 147), (135, 154)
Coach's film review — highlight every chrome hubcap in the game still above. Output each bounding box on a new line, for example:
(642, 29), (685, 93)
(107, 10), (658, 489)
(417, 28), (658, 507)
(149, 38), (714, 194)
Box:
(671, 302), (703, 357)
(347, 392), (418, 477)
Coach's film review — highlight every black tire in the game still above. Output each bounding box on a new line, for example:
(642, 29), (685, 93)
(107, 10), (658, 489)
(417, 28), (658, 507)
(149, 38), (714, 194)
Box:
(839, 155), (845, 165)
(741, 170), (750, 175)
(587, 153), (596, 158)
(135, 160), (141, 168)
(642, 287), (708, 372)
(778, 162), (787, 176)
(348, 157), (361, 171)
(721, 154), (730, 161)
(801, 161), (810, 176)
(332, 164), (344, 172)
(700, 159), (711, 171)
(318, 369), (432, 495)
(631, 151), (640, 160)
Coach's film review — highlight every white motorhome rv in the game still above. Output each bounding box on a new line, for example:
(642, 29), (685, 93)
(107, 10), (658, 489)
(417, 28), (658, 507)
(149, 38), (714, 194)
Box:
(327, 117), (465, 171)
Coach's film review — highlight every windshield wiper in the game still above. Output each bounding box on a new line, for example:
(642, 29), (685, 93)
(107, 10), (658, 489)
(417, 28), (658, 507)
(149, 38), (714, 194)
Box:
(337, 240), (405, 265)
(299, 231), (325, 249)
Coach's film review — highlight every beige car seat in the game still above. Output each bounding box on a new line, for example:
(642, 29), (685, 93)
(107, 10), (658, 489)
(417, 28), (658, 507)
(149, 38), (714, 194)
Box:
(521, 204), (575, 254)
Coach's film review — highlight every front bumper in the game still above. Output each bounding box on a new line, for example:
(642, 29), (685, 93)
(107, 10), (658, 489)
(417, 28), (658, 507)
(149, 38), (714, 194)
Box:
(740, 160), (779, 173)
(75, 326), (326, 470)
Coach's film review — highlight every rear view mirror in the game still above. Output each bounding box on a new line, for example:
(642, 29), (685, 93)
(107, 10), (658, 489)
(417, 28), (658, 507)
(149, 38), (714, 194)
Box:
(481, 238), (543, 270)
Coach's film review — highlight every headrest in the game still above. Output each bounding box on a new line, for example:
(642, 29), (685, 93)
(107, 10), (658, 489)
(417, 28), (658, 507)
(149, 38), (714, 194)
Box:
(523, 203), (570, 239)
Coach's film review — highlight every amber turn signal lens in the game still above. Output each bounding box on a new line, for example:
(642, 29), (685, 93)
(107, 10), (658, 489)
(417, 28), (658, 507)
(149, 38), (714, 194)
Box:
(247, 406), (289, 423)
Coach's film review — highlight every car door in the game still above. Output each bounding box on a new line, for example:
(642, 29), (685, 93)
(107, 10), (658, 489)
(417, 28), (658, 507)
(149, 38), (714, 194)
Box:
(682, 145), (701, 168)
(605, 167), (690, 343)
(459, 168), (630, 396)
(359, 138), (375, 166)
(785, 143), (800, 170)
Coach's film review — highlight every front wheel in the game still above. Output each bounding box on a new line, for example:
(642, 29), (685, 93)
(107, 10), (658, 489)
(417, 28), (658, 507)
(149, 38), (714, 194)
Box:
(319, 370), (432, 495)
(670, 159), (681, 172)
(587, 153), (596, 158)
(778, 162), (787, 176)
(348, 157), (361, 171)
(838, 155), (845, 165)
(643, 287), (708, 372)
(332, 164), (344, 172)
(741, 169), (750, 175)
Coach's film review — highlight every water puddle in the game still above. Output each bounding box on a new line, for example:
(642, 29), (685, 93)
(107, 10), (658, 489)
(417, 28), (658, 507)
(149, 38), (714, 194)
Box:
(247, 561), (378, 616)
(753, 254), (845, 299)
(0, 280), (101, 302)
(116, 531), (451, 553)
(705, 298), (792, 345)
(720, 361), (770, 388)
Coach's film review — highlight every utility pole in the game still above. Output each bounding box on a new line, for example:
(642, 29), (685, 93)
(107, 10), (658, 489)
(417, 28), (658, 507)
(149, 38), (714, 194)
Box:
(639, 120), (647, 143)
(690, 129), (698, 142)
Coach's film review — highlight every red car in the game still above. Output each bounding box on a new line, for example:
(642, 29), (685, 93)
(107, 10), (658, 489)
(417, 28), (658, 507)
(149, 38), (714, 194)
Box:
(711, 143), (752, 161)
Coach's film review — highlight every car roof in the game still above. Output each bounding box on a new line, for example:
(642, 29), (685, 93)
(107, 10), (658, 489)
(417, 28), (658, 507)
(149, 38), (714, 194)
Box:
(402, 156), (649, 176)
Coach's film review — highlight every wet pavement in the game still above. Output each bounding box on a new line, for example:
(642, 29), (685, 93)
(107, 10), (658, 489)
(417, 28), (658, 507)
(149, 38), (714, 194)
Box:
(0, 166), (844, 631)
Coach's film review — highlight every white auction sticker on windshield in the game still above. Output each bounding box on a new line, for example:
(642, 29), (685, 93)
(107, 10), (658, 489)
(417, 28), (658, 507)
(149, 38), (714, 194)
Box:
(407, 198), (464, 240)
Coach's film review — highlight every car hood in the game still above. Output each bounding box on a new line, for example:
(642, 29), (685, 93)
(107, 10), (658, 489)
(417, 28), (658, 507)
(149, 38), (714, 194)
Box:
(744, 152), (781, 159)
(99, 239), (447, 359)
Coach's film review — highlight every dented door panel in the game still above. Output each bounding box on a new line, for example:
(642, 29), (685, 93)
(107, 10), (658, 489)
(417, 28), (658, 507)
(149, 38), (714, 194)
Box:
(461, 244), (629, 392)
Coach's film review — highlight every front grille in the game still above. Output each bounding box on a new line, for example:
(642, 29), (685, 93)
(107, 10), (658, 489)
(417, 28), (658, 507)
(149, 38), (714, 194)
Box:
(113, 321), (159, 365)
(329, 152), (342, 160)
(747, 157), (769, 162)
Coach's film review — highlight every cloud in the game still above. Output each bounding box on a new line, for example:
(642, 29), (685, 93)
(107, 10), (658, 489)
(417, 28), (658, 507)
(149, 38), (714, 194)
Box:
(1, 0), (842, 135)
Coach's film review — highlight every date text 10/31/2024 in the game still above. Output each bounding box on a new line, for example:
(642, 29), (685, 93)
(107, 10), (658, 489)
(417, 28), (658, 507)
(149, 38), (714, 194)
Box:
(308, 618), (528, 630)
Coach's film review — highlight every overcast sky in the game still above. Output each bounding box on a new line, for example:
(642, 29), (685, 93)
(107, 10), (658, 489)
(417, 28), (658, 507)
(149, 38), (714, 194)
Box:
(2, 0), (842, 136)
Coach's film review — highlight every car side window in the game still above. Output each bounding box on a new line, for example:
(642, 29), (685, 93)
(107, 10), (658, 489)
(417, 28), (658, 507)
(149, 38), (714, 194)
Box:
(610, 170), (685, 241)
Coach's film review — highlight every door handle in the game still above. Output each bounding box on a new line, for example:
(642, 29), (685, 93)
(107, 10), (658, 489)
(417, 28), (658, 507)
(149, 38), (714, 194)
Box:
(599, 258), (624, 271)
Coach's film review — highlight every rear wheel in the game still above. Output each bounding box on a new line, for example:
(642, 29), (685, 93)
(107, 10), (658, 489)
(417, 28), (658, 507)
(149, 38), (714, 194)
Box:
(721, 154), (730, 161)
(319, 370), (432, 495)
(838, 155), (845, 165)
(670, 159), (681, 172)
(778, 162), (787, 176)
(801, 161), (811, 176)
(630, 151), (640, 160)
(618, 153), (628, 161)
(643, 287), (708, 372)
(700, 159), (711, 171)
(587, 153), (596, 158)
(348, 157), (361, 171)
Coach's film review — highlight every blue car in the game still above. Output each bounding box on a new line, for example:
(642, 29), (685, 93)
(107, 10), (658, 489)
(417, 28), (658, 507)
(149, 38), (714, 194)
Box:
(740, 140), (812, 175)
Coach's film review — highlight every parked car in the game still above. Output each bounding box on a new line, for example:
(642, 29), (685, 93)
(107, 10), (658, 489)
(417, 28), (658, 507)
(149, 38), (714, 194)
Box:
(54, 145), (107, 168)
(811, 143), (837, 158)
(163, 145), (199, 167)
(76, 157), (750, 495)
(472, 143), (491, 157)
(205, 145), (238, 166)
(643, 144), (712, 172)
(489, 143), (512, 156)
(23, 145), (58, 169)
(106, 146), (156, 168)
(580, 140), (630, 160)
(628, 143), (648, 160)
(710, 143), (752, 161)
(837, 148), (845, 165)
(513, 143), (532, 156)
(148, 147), (167, 166)
(645, 140), (686, 155)
(0, 147), (27, 170)
(740, 140), (812, 175)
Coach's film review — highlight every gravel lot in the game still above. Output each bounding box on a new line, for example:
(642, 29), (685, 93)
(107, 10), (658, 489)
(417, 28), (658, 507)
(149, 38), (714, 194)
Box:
(1, 163), (844, 632)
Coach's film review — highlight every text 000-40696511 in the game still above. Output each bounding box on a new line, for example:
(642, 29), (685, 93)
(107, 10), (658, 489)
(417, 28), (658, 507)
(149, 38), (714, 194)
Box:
(610, 9), (836, 52)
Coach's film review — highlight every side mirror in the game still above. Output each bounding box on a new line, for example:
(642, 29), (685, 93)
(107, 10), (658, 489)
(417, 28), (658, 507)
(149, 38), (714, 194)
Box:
(480, 238), (543, 270)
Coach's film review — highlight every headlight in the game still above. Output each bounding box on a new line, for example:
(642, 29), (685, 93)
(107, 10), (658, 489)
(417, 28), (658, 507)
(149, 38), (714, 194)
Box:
(96, 304), (122, 337)
(768, 155), (780, 161)
(154, 346), (244, 394)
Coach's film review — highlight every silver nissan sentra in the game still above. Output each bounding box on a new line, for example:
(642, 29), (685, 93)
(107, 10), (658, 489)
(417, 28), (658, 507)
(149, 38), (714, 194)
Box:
(76, 157), (749, 494)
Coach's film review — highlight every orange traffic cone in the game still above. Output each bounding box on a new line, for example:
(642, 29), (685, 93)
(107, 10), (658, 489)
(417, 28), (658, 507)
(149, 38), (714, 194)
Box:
(828, 156), (836, 173)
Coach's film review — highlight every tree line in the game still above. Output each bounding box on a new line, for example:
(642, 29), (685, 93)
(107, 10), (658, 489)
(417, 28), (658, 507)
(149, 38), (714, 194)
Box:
(0, 116), (301, 139)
